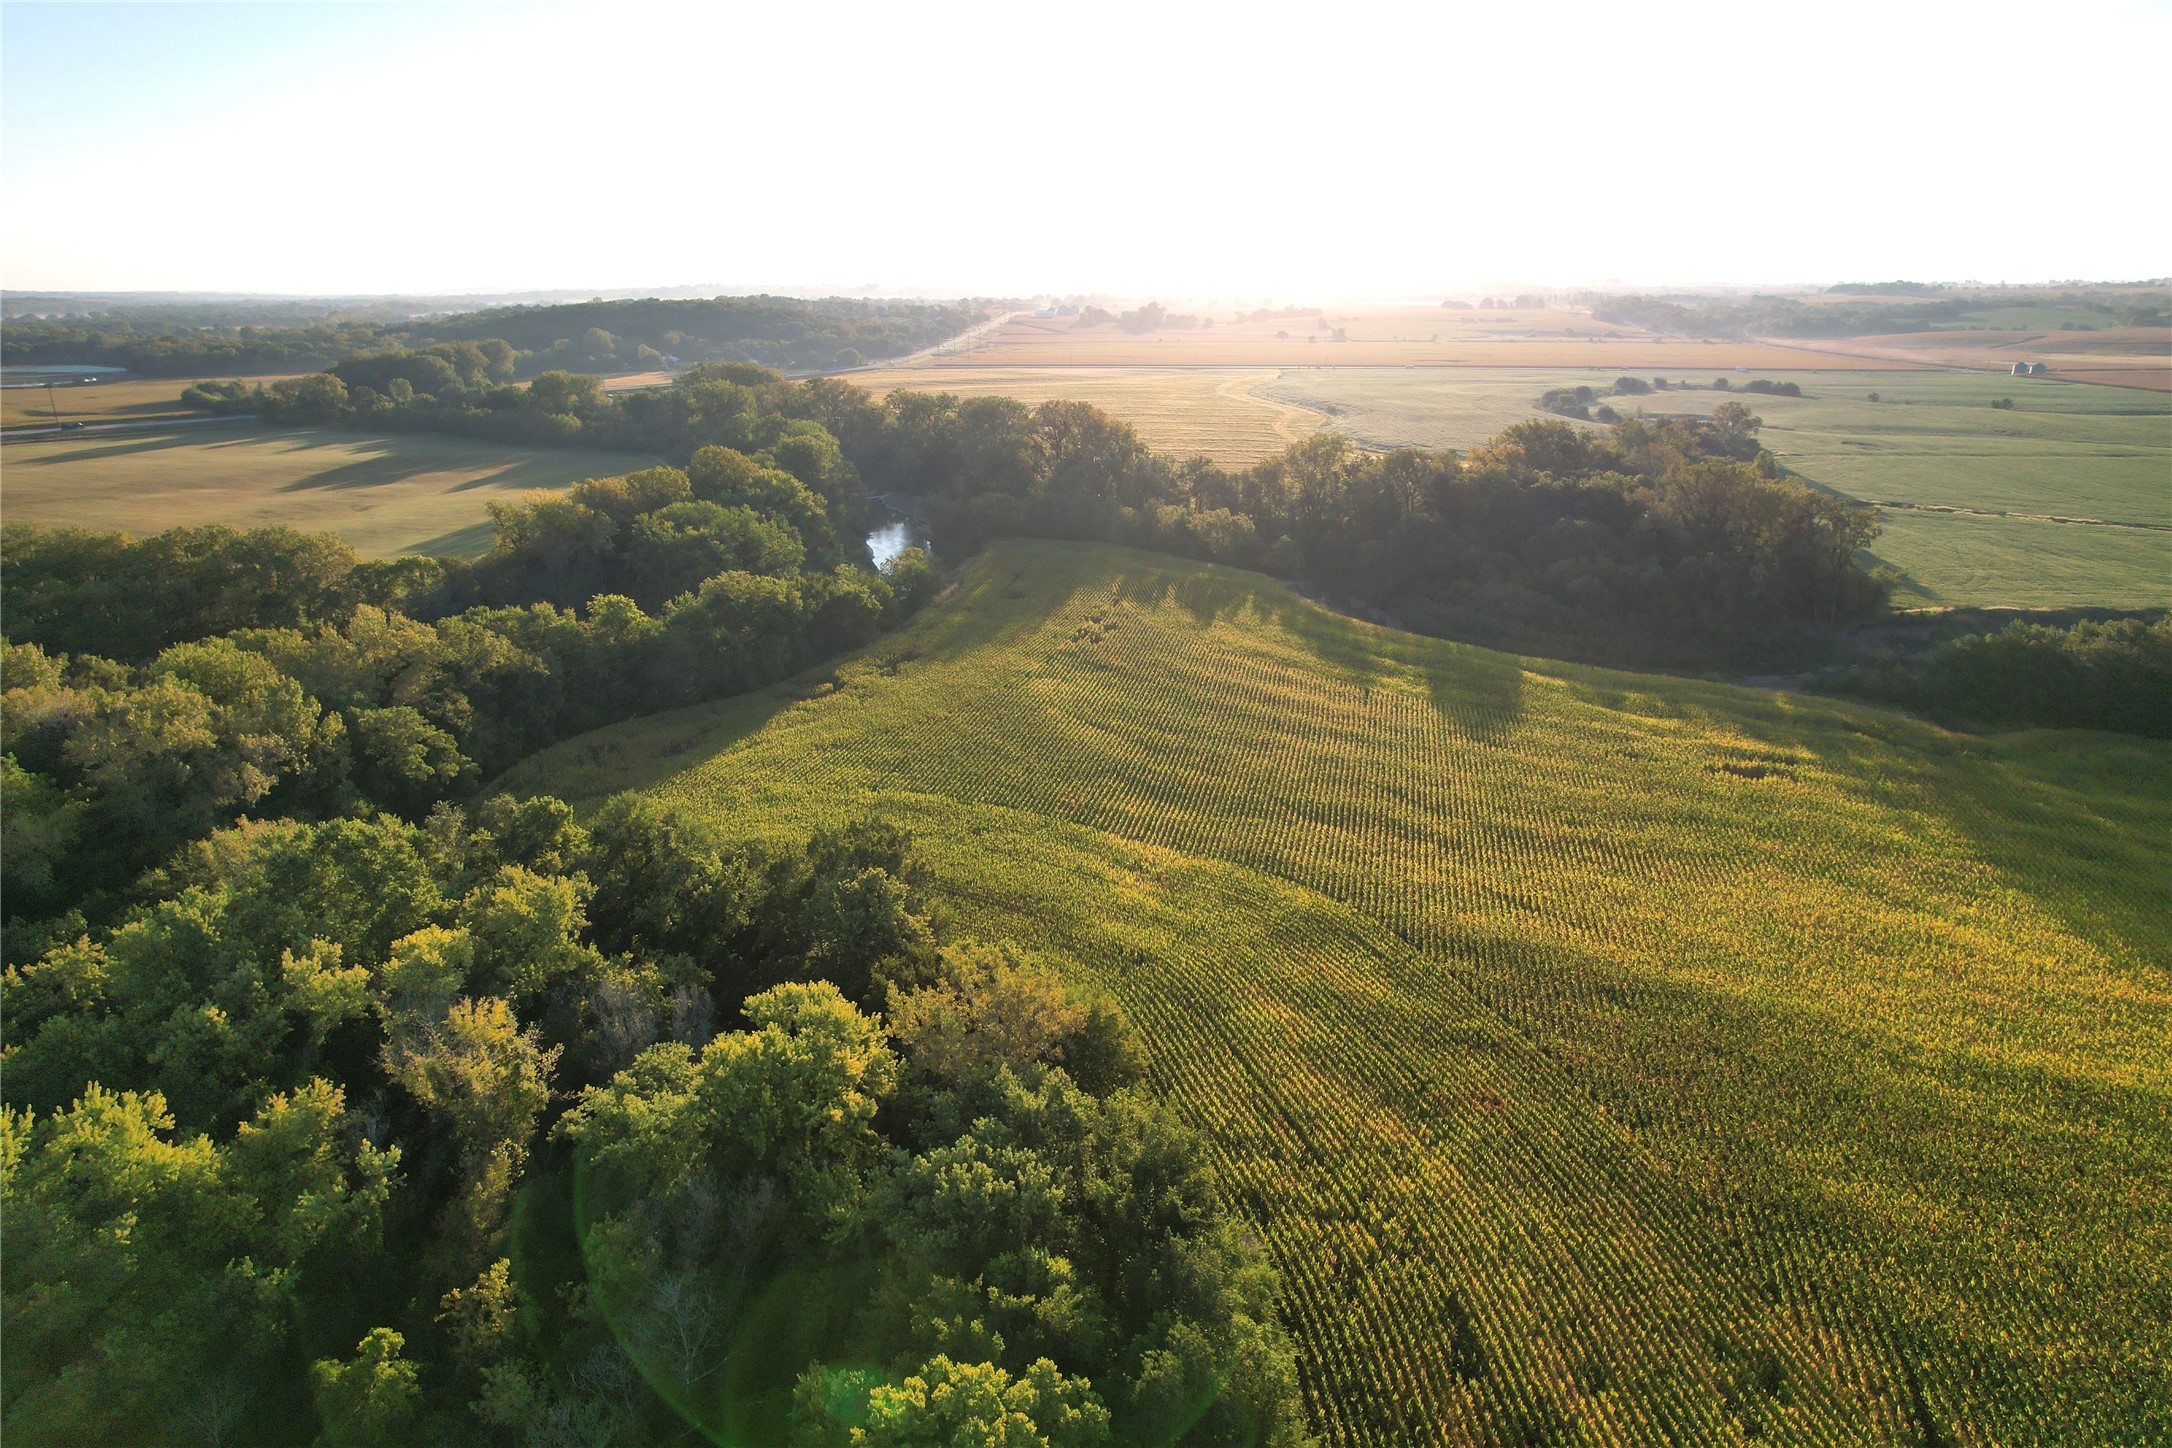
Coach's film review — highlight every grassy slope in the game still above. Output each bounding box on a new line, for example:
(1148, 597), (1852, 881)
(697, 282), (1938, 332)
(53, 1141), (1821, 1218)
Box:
(0, 426), (661, 558)
(500, 541), (2172, 1447)
(1263, 368), (2172, 609)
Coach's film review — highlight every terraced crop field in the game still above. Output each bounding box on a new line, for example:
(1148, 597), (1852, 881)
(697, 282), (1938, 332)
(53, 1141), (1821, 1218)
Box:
(501, 541), (2172, 1447)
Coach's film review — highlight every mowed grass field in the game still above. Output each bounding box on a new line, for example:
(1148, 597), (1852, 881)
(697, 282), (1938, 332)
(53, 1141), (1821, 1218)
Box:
(1, 425), (660, 557)
(849, 365), (1323, 462)
(0, 373), (293, 429)
(1261, 368), (2172, 609)
(500, 541), (2172, 1448)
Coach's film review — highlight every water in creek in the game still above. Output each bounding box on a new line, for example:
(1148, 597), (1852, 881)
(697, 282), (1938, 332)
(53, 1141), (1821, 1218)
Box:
(866, 505), (931, 570)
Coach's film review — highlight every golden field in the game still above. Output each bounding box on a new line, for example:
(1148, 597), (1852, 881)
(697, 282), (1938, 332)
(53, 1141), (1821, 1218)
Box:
(848, 365), (1323, 462)
(905, 304), (1922, 371)
(0, 426), (661, 558)
(0, 373), (292, 429)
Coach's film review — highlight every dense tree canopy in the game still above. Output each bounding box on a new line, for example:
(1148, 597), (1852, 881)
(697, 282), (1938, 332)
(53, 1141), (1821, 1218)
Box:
(162, 347), (1893, 671)
(3, 367), (1307, 1438)
(796, 384), (1889, 666)
(4, 796), (1307, 1446)
(4, 296), (985, 379)
(2, 397), (930, 954)
(1827, 615), (2172, 738)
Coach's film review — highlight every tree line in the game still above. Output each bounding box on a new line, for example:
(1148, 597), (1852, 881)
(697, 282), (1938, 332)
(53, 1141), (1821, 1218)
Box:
(192, 355), (1895, 669)
(792, 384), (1889, 667)
(1581, 287), (2172, 339)
(5, 296), (985, 379)
(1823, 615), (2172, 738)
(0, 395), (941, 954)
(1539, 379), (1802, 424)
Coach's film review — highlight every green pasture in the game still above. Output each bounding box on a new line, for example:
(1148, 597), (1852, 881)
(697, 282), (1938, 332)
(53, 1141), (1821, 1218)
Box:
(1262, 367), (2172, 608)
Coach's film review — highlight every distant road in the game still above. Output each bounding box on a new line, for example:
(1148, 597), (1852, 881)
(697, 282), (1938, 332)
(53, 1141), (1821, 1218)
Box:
(811, 310), (1029, 377)
(2, 413), (258, 442)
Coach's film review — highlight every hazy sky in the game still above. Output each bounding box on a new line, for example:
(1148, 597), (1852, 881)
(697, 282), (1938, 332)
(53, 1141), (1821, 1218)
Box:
(4, 0), (2166, 298)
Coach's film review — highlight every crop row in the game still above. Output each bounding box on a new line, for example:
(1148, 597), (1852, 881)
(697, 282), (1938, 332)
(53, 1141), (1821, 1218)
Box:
(631, 545), (2172, 1444)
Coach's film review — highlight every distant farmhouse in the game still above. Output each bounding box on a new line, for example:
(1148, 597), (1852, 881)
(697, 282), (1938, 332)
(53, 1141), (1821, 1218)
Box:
(2012, 361), (2051, 376)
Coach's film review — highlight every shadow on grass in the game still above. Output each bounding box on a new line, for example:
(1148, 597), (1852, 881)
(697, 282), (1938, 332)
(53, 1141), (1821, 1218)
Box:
(274, 435), (630, 494)
(276, 443), (465, 491)
(7, 427), (228, 466)
(1955, 733), (2172, 972)
(401, 519), (498, 559)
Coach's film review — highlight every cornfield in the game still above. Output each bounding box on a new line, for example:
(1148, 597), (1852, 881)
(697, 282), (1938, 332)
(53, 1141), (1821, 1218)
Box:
(502, 541), (2172, 1446)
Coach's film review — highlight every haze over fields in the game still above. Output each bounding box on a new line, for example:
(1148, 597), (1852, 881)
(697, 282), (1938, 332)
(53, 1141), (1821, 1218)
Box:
(6, 1), (2170, 296)
(2, 4), (2167, 1448)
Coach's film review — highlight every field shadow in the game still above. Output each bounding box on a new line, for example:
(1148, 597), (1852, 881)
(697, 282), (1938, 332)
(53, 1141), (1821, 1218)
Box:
(1420, 647), (1525, 742)
(5, 428), (225, 467)
(1675, 681), (2171, 973)
(1858, 545), (1939, 603)
(446, 452), (633, 492)
(278, 445), (461, 491)
(1102, 547), (1533, 734)
(491, 684), (805, 804)
(109, 397), (195, 420)
(1940, 735), (2172, 973)
(280, 437), (646, 495)
(401, 520), (497, 559)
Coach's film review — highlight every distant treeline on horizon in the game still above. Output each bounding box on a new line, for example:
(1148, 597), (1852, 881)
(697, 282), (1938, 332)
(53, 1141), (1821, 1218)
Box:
(0, 294), (993, 378)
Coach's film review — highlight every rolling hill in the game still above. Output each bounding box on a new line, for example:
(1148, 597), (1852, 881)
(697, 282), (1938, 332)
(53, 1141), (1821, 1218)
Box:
(500, 541), (2172, 1446)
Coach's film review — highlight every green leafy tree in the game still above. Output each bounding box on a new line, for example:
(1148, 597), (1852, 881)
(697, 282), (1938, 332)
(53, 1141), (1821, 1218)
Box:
(310, 1328), (420, 1447)
(796, 1355), (1111, 1448)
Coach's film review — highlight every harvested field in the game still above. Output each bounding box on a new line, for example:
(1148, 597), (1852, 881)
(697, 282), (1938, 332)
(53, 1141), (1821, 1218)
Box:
(849, 365), (1322, 461)
(0, 425), (661, 558)
(598, 369), (678, 392)
(1785, 325), (2170, 386)
(911, 304), (1918, 371)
